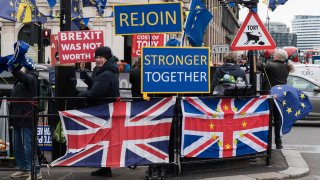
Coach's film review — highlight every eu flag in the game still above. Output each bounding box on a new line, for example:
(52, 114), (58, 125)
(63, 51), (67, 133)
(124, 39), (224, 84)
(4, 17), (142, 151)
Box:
(0, 0), (47, 23)
(184, 0), (213, 47)
(270, 85), (312, 136)
(72, 0), (83, 19)
(83, 0), (107, 15)
(268, 0), (289, 11)
(46, 0), (57, 8)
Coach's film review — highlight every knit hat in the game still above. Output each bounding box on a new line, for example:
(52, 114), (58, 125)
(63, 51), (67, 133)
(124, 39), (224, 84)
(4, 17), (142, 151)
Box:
(94, 46), (112, 59)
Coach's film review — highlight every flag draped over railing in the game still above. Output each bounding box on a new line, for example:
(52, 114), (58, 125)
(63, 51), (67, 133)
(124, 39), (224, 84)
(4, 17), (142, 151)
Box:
(0, 0), (47, 23)
(184, 0), (213, 47)
(51, 97), (176, 167)
(181, 96), (270, 158)
(270, 85), (312, 136)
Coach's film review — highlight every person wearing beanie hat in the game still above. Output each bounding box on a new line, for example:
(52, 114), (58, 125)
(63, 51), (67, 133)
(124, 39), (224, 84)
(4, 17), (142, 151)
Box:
(78, 46), (120, 177)
(94, 46), (112, 60)
(257, 48), (294, 150)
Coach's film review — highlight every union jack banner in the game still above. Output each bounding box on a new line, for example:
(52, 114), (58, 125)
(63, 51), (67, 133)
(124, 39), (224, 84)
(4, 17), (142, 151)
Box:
(51, 97), (176, 167)
(181, 96), (270, 158)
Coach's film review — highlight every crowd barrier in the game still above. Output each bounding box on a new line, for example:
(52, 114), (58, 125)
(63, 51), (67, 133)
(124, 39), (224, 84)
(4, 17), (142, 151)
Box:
(0, 95), (273, 180)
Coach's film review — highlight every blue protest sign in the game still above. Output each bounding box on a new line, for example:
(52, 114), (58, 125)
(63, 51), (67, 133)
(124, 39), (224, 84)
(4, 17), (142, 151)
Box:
(113, 2), (183, 35)
(142, 47), (210, 93)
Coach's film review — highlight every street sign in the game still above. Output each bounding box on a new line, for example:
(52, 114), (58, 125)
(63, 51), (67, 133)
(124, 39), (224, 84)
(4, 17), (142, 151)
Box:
(113, 2), (183, 35)
(230, 11), (276, 51)
(212, 44), (229, 53)
(142, 47), (210, 94)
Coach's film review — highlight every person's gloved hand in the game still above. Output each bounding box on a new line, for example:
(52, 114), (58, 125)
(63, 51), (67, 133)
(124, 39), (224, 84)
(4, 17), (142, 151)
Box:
(80, 71), (88, 79)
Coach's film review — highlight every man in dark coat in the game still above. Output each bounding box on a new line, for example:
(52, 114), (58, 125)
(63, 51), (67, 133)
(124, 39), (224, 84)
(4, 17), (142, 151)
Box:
(79, 46), (120, 105)
(129, 58), (142, 97)
(257, 49), (294, 149)
(9, 64), (42, 179)
(211, 51), (248, 94)
(78, 46), (120, 177)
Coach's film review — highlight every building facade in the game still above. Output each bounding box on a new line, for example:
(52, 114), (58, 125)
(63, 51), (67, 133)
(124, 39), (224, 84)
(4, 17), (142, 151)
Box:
(0, 0), (240, 66)
(292, 15), (320, 51)
(265, 22), (297, 48)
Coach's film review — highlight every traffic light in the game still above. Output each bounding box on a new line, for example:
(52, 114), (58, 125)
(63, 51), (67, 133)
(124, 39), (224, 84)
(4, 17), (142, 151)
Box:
(42, 28), (51, 47)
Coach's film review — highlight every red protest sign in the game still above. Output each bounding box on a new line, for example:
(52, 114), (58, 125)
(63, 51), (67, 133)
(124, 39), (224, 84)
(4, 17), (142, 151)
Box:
(58, 30), (104, 64)
(131, 34), (164, 57)
(50, 34), (59, 65)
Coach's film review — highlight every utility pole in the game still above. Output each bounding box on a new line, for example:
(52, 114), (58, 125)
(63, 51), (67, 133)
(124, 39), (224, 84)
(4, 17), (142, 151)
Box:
(56, 0), (76, 109)
(36, 23), (43, 63)
(52, 0), (76, 161)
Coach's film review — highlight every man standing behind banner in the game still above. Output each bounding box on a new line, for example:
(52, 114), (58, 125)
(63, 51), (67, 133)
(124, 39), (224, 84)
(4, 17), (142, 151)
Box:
(129, 57), (142, 97)
(78, 46), (120, 177)
(257, 49), (294, 149)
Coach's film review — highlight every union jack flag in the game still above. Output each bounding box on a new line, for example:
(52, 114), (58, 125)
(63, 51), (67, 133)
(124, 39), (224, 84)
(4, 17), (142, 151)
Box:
(51, 97), (176, 167)
(181, 96), (270, 158)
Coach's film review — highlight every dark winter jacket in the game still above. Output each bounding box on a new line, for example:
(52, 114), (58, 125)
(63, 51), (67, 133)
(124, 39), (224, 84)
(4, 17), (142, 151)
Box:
(211, 63), (248, 90)
(78, 56), (120, 105)
(9, 70), (38, 127)
(257, 60), (290, 91)
(129, 66), (141, 97)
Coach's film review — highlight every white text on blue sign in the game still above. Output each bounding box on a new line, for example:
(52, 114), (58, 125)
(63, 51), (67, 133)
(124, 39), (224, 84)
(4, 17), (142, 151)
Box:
(142, 47), (210, 93)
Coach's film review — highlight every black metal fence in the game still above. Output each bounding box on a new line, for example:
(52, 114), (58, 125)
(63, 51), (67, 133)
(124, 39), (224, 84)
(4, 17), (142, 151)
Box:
(0, 95), (273, 179)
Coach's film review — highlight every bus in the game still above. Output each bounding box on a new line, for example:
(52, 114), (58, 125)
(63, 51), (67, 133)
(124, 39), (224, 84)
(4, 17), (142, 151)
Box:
(283, 46), (299, 63)
(304, 49), (320, 64)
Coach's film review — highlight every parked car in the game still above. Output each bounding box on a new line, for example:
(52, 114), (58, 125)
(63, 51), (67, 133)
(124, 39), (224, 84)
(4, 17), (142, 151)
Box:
(293, 64), (320, 83)
(287, 73), (320, 120)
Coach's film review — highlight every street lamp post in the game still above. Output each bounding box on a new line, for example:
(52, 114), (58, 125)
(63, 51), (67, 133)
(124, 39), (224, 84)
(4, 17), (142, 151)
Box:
(52, 0), (77, 161)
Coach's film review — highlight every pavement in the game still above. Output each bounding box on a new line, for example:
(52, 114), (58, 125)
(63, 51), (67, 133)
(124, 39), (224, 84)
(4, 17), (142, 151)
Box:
(0, 148), (309, 180)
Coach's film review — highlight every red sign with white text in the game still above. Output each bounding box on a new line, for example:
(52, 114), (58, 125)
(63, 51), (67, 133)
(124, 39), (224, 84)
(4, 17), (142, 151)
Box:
(131, 34), (164, 57)
(58, 30), (104, 64)
(50, 34), (58, 65)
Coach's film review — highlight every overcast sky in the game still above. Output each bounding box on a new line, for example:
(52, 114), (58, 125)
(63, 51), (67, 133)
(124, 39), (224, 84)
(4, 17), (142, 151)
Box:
(239, 0), (320, 31)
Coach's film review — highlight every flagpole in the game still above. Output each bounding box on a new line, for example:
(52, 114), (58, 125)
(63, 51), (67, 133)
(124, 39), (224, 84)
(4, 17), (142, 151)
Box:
(181, 0), (192, 47)
(148, 0), (152, 50)
(266, 10), (270, 31)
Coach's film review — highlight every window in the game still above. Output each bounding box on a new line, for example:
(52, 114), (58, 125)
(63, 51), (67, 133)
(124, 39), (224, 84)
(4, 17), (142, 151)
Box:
(287, 76), (318, 92)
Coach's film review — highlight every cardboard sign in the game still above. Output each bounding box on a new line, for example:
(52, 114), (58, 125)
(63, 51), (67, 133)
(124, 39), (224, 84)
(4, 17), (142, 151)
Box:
(142, 47), (210, 93)
(230, 11), (276, 50)
(131, 34), (164, 57)
(58, 30), (104, 64)
(113, 2), (183, 35)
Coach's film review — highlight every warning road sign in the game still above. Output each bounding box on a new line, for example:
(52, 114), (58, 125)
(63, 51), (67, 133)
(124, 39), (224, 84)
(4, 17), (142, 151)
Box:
(230, 11), (276, 51)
